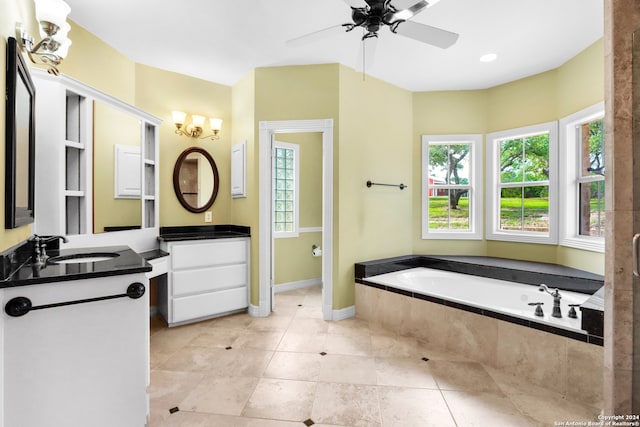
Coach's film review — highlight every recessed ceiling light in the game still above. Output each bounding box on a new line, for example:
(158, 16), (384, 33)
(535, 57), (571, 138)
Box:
(480, 53), (497, 63)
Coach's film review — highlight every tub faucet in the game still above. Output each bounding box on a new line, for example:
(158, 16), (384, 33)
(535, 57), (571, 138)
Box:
(539, 284), (562, 318)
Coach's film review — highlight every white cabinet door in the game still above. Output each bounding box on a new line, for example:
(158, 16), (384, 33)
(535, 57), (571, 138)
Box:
(231, 140), (247, 198)
(1, 274), (149, 427)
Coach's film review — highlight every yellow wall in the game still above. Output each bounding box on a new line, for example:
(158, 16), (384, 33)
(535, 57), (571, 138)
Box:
(247, 64), (340, 305)
(412, 39), (605, 274)
(337, 65), (414, 308)
(133, 64), (232, 227)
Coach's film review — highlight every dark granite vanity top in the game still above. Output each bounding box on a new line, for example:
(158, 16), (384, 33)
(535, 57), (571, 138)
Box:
(0, 244), (151, 288)
(158, 225), (250, 242)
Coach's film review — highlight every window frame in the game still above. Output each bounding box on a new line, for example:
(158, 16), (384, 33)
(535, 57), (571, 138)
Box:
(558, 102), (605, 252)
(486, 122), (558, 244)
(272, 140), (300, 239)
(421, 134), (483, 240)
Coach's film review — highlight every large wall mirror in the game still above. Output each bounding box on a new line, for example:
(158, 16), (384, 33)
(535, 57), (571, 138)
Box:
(173, 147), (219, 213)
(93, 101), (142, 233)
(5, 37), (35, 229)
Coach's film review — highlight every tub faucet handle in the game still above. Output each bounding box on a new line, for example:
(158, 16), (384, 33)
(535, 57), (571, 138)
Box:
(528, 302), (544, 317)
(568, 304), (580, 319)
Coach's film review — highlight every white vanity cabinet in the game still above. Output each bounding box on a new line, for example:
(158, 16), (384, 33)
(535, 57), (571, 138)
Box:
(0, 273), (149, 427)
(160, 237), (250, 326)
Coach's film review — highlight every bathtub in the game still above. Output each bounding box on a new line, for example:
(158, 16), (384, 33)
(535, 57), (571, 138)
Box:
(365, 267), (590, 334)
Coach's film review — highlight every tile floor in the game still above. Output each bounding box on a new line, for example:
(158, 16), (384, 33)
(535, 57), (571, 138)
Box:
(148, 285), (602, 427)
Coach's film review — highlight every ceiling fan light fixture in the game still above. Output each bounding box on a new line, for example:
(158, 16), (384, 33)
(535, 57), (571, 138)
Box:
(425, 0), (442, 7)
(480, 53), (497, 63)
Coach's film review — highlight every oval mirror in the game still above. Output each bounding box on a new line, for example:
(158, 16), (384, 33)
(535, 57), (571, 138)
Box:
(173, 147), (220, 213)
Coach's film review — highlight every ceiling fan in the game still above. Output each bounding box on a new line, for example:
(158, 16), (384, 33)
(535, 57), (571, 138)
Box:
(287, 0), (459, 50)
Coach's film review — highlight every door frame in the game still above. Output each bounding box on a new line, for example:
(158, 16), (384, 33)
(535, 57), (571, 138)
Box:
(257, 119), (334, 319)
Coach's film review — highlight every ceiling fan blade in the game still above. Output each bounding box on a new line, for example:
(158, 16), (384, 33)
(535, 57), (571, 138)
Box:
(387, 0), (428, 21)
(393, 20), (459, 49)
(391, 0), (440, 9)
(286, 24), (347, 48)
(355, 36), (378, 71)
(343, 0), (367, 8)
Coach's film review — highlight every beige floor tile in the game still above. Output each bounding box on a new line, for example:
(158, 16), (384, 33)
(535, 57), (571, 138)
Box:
(295, 304), (325, 319)
(199, 312), (254, 329)
(148, 370), (205, 426)
(248, 314), (293, 331)
(318, 354), (377, 385)
(242, 378), (317, 421)
(150, 324), (206, 369)
(264, 351), (323, 381)
(232, 348), (274, 377)
(159, 346), (234, 373)
(311, 382), (381, 427)
(154, 411), (248, 427)
(378, 386), (457, 427)
(178, 375), (259, 416)
(325, 333), (372, 356)
(429, 360), (504, 394)
(287, 318), (329, 334)
(187, 328), (244, 348)
(243, 418), (305, 427)
(375, 356), (438, 389)
(277, 331), (328, 353)
(232, 330), (284, 351)
(370, 334), (425, 358)
(327, 318), (370, 337)
(274, 294), (307, 309)
(442, 390), (537, 427)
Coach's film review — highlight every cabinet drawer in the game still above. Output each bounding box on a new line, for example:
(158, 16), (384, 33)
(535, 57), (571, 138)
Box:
(173, 264), (247, 296)
(171, 239), (247, 269)
(173, 287), (247, 323)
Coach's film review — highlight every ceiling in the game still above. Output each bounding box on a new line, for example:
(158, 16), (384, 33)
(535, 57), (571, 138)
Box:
(64, 0), (604, 92)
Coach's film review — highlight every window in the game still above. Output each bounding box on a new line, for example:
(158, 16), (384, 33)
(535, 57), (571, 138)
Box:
(422, 134), (482, 239)
(486, 122), (558, 244)
(272, 140), (300, 238)
(559, 102), (605, 252)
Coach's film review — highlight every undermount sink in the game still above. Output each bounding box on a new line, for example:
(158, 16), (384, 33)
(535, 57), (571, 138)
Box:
(48, 252), (120, 264)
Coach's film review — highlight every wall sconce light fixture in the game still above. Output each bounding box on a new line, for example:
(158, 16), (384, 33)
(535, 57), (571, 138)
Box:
(172, 111), (222, 140)
(17, 0), (72, 75)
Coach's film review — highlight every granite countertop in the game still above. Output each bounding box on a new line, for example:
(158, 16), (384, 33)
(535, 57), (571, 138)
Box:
(158, 225), (250, 242)
(355, 255), (604, 295)
(0, 245), (151, 288)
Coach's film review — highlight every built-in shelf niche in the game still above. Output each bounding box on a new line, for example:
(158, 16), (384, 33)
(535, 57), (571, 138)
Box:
(32, 70), (161, 237)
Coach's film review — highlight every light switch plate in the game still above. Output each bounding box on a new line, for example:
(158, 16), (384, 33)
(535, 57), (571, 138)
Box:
(204, 211), (212, 222)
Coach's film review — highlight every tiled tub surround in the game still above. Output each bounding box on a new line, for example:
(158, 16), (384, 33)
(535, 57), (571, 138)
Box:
(354, 256), (605, 409)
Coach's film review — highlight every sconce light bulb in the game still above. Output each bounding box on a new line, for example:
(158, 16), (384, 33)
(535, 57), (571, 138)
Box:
(172, 111), (187, 127)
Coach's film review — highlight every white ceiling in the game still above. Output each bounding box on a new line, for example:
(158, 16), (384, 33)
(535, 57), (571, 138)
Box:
(64, 0), (604, 92)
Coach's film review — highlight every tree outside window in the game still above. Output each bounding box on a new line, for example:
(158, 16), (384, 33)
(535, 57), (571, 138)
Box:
(498, 133), (550, 233)
(422, 134), (482, 240)
(578, 119), (605, 237)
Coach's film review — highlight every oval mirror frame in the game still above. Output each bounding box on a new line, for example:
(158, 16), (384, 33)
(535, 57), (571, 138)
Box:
(172, 147), (220, 213)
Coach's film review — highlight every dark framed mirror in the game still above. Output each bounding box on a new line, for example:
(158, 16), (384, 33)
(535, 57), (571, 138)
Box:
(173, 147), (219, 213)
(5, 37), (36, 229)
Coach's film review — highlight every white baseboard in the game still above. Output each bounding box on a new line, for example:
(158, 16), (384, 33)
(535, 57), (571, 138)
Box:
(248, 304), (270, 318)
(274, 278), (322, 293)
(332, 305), (355, 321)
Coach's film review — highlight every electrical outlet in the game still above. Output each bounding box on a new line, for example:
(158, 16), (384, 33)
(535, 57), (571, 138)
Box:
(204, 211), (212, 222)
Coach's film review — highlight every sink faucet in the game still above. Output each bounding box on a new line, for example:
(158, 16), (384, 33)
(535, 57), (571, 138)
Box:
(539, 284), (562, 318)
(30, 234), (68, 266)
